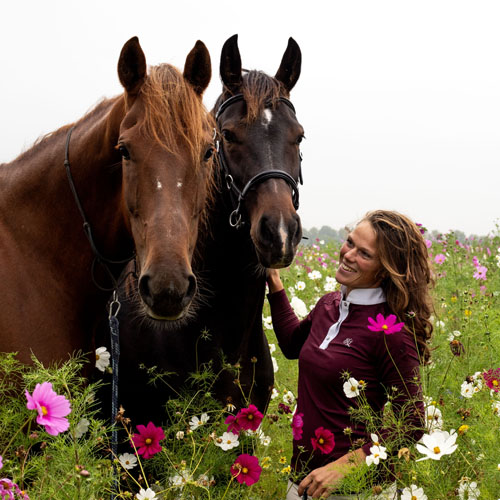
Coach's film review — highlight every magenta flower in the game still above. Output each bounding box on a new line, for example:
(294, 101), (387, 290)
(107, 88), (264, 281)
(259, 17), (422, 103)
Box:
(483, 368), (500, 392)
(472, 256), (480, 267)
(473, 265), (487, 281)
(425, 239), (432, 249)
(132, 422), (165, 459)
(434, 253), (446, 265)
(278, 403), (292, 414)
(225, 414), (242, 434)
(230, 454), (262, 486)
(25, 382), (71, 436)
(310, 427), (335, 454)
(367, 314), (405, 335)
(235, 404), (263, 432)
(291, 412), (304, 440)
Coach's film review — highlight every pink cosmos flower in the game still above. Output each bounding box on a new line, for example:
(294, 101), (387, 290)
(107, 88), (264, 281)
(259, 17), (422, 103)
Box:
(235, 405), (263, 432)
(291, 412), (304, 440)
(225, 414), (241, 434)
(310, 427), (335, 454)
(472, 256), (480, 268)
(483, 368), (500, 392)
(367, 314), (405, 335)
(425, 239), (432, 249)
(473, 266), (487, 281)
(25, 382), (71, 436)
(230, 454), (262, 486)
(434, 254), (446, 265)
(132, 422), (165, 459)
(0, 477), (30, 499)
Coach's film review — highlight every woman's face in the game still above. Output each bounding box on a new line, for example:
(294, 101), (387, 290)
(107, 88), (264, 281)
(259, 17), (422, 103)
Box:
(335, 220), (383, 295)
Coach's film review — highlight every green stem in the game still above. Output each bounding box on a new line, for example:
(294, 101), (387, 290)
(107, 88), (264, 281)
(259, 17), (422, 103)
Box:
(1, 416), (32, 457)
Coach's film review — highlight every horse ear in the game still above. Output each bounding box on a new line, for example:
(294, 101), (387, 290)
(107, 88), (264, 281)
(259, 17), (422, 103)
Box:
(183, 40), (212, 96)
(220, 34), (242, 94)
(275, 37), (301, 93)
(118, 36), (147, 96)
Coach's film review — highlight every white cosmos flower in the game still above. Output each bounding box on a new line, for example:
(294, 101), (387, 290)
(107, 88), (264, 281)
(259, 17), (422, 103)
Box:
(95, 346), (111, 372)
(492, 400), (500, 416)
(189, 413), (209, 430)
(425, 405), (443, 432)
(365, 445), (387, 466)
(461, 381), (475, 398)
(176, 431), (184, 440)
(343, 377), (360, 398)
(119, 453), (138, 470)
(401, 484), (428, 500)
(268, 343), (276, 354)
(214, 431), (239, 451)
(283, 390), (295, 405)
(308, 270), (322, 280)
(290, 296), (308, 318)
(271, 356), (279, 373)
(170, 469), (191, 489)
(262, 316), (273, 330)
(136, 488), (157, 500)
(370, 433), (381, 446)
(323, 276), (337, 292)
(74, 418), (90, 438)
(416, 429), (458, 461)
(271, 387), (279, 399)
(458, 479), (480, 500)
(295, 280), (306, 291)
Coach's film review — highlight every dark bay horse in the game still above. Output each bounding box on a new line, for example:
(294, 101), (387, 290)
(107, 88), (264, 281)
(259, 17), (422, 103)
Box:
(109, 35), (303, 425)
(0, 37), (214, 366)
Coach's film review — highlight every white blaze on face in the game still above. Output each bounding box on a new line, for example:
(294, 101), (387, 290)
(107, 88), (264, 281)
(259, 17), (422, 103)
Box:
(156, 178), (162, 190)
(177, 181), (183, 188)
(262, 108), (273, 127)
(278, 212), (288, 255)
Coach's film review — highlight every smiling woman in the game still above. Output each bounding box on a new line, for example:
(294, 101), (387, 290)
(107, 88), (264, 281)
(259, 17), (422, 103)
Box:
(266, 209), (434, 499)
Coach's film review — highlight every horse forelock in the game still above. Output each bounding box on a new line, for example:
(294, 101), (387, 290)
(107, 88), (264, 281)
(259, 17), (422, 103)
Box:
(139, 64), (214, 166)
(241, 70), (285, 123)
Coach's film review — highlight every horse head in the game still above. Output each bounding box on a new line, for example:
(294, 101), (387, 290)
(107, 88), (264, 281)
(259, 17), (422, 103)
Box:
(216, 34), (303, 268)
(117, 37), (214, 319)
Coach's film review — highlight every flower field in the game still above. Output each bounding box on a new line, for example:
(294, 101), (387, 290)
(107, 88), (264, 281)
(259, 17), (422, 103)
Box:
(0, 228), (499, 499)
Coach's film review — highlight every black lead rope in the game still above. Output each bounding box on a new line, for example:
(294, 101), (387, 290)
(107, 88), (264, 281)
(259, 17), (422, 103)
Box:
(64, 126), (133, 500)
(214, 94), (303, 228)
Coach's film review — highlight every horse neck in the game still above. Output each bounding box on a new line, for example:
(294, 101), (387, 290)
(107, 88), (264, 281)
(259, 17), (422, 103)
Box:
(1, 96), (130, 291)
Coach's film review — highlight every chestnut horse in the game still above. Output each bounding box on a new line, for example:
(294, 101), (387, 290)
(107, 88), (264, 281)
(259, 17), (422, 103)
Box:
(106, 35), (303, 424)
(0, 37), (214, 366)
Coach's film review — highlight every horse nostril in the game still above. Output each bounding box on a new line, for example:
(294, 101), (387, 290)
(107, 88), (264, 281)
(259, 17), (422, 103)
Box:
(138, 274), (153, 306)
(185, 274), (197, 303)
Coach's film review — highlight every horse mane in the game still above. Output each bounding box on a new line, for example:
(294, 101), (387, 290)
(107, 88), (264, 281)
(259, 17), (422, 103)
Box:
(139, 64), (215, 165)
(241, 70), (284, 123)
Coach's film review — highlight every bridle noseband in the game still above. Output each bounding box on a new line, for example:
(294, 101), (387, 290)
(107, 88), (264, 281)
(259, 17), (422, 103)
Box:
(215, 93), (303, 228)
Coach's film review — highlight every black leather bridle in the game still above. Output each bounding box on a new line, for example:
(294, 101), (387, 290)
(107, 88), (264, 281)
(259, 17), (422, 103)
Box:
(214, 93), (303, 228)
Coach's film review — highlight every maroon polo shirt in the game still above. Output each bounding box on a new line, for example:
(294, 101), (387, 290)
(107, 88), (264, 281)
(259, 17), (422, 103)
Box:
(268, 287), (424, 475)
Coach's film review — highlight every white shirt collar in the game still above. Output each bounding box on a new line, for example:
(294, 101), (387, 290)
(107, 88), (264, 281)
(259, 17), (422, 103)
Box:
(340, 285), (386, 305)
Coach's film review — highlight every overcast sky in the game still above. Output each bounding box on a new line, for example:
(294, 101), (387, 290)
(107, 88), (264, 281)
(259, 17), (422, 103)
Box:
(1, 0), (498, 236)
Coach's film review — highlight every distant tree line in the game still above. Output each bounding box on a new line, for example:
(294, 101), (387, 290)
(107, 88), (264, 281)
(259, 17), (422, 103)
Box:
(302, 226), (479, 245)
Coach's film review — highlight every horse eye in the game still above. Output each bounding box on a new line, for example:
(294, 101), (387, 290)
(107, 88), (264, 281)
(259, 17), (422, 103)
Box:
(203, 147), (214, 162)
(118, 144), (130, 160)
(296, 135), (305, 145)
(222, 130), (235, 143)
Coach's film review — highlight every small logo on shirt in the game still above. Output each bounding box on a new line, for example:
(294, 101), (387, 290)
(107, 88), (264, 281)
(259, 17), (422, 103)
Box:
(343, 338), (353, 347)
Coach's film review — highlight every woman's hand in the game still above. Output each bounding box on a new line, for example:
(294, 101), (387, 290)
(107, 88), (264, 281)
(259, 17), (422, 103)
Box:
(297, 448), (366, 498)
(266, 268), (284, 293)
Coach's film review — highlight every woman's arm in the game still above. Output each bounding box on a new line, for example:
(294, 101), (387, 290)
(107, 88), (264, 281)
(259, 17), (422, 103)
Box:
(266, 269), (312, 359)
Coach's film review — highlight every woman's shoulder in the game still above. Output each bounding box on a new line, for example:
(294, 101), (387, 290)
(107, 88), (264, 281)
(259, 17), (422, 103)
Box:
(317, 290), (341, 307)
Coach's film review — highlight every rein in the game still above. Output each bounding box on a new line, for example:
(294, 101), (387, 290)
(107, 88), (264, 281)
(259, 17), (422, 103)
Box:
(64, 126), (134, 497)
(214, 94), (303, 228)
